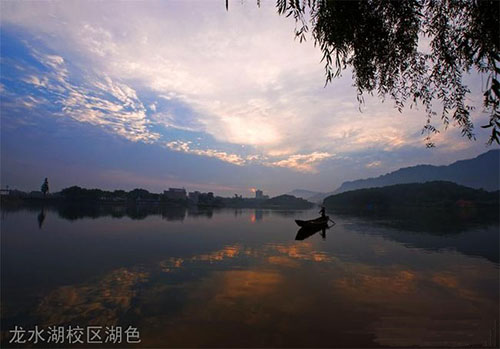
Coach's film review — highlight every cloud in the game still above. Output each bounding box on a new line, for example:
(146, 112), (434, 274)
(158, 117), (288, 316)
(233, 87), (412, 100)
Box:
(150, 111), (204, 133)
(265, 152), (333, 173)
(21, 50), (160, 143)
(22, 75), (49, 88)
(1, 2), (424, 158)
(19, 95), (45, 108)
(165, 140), (333, 173)
(165, 140), (246, 166)
(365, 161), (382, 168)
(1, 1), (494, 188)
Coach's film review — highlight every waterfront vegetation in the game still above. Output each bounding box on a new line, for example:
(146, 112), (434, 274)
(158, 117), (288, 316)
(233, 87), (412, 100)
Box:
(1, 186), (314, 210)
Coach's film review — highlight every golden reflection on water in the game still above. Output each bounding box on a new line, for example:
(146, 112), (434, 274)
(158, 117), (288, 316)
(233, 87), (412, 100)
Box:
(335, 268), (418, 295)
(432, 272), (459, 288)
(215, 270), (284, 300)
(193, 244), (241, 262)
(273, 242), (335, 263)
(332, 262), (498, 347)
(158, 242), (334, 274)
(28, 240), (499, 347)
(37, 268), (148, 327)
(267, 255), (300, 268)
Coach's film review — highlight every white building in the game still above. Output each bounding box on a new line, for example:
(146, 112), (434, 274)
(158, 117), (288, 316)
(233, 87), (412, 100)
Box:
(255, 189), (269, 200)
(163, 188), (187, 200)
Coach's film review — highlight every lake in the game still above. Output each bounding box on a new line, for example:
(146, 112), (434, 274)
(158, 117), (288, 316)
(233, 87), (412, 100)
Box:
(1, 204), (499, 347)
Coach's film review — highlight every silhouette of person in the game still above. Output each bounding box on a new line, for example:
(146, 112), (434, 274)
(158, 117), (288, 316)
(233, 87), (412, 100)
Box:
(319, 206), (326, 217)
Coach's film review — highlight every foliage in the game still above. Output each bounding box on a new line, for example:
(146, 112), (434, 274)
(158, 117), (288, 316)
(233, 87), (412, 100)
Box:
(55, 186), (212, 205)
(60, 186), (157, 201)
(232, 0), (500, 146)
(60, 186), (108, 201)
(41, 178), (49, 196)
(127, 188), (151, 199)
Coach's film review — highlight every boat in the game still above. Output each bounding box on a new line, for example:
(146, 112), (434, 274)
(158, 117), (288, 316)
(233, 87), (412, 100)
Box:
(295, 216), (329, 228)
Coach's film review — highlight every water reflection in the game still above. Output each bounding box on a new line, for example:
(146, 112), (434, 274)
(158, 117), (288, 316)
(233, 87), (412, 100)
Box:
(188, 207), (215, 219)
(0, 203), (314, 228)
(37, 208), (45, 229)
(37, 267), (148, 327)
(1, 206), (498, 347)
(161, 206), (186, 221)
(27, 241), (498, 347)
(295, 225), (330, 241)
(333, 206), (499, 235)
(0, 202), (192, 222)
(252, 209), (265, 222)
(251, 209), (301, 223)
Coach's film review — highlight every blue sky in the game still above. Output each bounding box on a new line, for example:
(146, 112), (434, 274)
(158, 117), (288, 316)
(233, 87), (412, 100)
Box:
(0, 1), (497, 196)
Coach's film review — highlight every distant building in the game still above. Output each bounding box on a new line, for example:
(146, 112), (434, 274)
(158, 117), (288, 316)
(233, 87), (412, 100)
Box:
(164, 188), (187, 200)
(255, 189), (269, 200)
(0, 189), (10, 196)
(188, 191), (200, 204)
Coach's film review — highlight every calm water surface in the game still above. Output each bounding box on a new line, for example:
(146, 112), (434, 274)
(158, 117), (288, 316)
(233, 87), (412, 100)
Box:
(1, 205), (498, 347)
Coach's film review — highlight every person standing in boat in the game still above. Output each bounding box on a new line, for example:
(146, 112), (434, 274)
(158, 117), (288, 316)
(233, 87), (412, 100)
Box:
(319, 206), (326, 217)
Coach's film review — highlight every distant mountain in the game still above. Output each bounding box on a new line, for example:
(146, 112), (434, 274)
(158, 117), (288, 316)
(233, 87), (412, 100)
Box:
(314, 150), (500, 202)
(287, 189), (323, 200)
(324, 181), (499, 210)
(308, 191), (332, 203)
(262, 195), (314, 209)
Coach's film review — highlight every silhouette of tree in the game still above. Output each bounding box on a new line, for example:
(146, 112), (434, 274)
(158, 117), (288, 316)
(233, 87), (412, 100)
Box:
(127, 188), (151, 200)
(228, 0), (499, 146)
(41, 178), (49, 197)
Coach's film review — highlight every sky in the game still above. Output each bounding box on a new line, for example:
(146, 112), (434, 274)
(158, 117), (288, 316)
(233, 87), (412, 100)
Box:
(0, 1), (497, 197)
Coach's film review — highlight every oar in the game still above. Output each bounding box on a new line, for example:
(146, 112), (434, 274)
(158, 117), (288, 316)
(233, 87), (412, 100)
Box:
(329, 217), (336, 226)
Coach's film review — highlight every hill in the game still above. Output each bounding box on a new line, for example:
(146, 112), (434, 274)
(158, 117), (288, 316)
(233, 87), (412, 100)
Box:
(287, 189), (322, 200)
(323, 181), (499, 211)
(262, 194), (314, 209)
(310, 150), (500, 202)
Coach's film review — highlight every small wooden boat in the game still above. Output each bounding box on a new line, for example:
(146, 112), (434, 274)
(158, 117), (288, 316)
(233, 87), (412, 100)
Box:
(295, 216), (329, 228)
